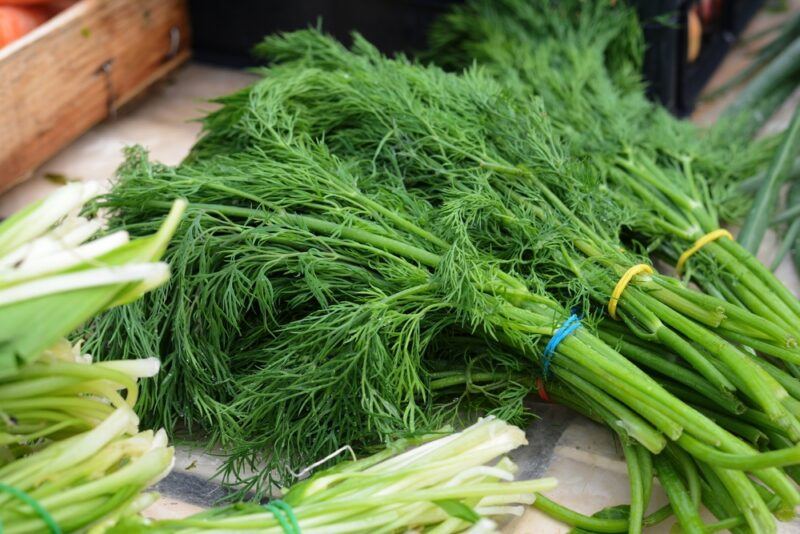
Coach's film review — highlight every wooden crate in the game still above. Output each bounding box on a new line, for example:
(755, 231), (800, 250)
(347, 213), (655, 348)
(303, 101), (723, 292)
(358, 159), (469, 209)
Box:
(0, 0), (191, 191)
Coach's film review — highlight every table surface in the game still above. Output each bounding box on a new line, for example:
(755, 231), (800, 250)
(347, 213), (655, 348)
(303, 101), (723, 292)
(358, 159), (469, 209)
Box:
(3, 5), (800, 532)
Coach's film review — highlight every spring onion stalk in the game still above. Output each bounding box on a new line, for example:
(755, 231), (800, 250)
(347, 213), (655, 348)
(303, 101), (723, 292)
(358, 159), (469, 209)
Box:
(0, 186), (185, 532)
(0, 345), (176, 534)
(772, 202), (800, 226)
(724, 36), (800, 123)
(108, 417), (556, 534)
(738, 103), (800, 254)
(771, 175), (800, 277)
(739, 156), (800, 194)
(771, 221), (800, 271)
(704, 11), (800, 105)
(0, 182), (185, 377)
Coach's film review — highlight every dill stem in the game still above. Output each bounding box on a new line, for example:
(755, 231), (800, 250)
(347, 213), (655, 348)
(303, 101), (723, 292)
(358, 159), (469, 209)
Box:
(622, 442), (645, 534)
(608, 166), (690, 231)
(642, 283), (725, 328)
(619, 291), (734, 392)
(678, 434), (800, 470)
(597, 330), (744, 415)
(640, 156), (717, 232)
(532, 494), (672, 533)
(713, 467), (777, 534)
(653, 454), (704, 534)
(745, 353), (800, 400)
(428, 371), (516, 390)
(636, 446), (654, 516)
(483, 161), (609, 245)
(348, 193), (451, 250)
(717, 238), (800, 327)
(667, 445), (701, 508)
(275, 213), (443, 268)
(652, 278), (795, 344)
(607, 156), (800, 339)
(554, 331), (800, 505)
(704, 241), (800, 334)
(145, 201), (444, 268)
(615, 158), (699, 222)
(704, 494), (782, 533)
(696, 461), (746, 526)
(727, 279), (797, 334)
(555, 368), (666, 452)
(633, 290), (799, 435)
(688, 403), (767, 445)
(554, 356), (683, 441)
(557, 335), (799, 508)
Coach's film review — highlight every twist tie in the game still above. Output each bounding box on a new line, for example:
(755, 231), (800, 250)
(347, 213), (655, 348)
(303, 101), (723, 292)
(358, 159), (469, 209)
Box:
(676, 229), (734, 275)
(535, 377), (550, 402)
(542, 314), (581, 378)
(608, 264), (654, 320)
(264, 499), (300, 534)
(0, 483), (61, 534)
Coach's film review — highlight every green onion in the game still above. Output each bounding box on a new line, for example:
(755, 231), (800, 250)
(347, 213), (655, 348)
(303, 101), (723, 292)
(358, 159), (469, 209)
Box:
(738, 103), (800, 254)
(0, 182), (185, 377)
(725, 36), (800, 124)
(109, 418), (556, 533)
(0, 186), (185, 532)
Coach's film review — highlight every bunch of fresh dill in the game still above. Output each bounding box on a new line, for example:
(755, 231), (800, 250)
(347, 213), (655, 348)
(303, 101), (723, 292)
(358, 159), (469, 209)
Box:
(89, 140), (541, 498)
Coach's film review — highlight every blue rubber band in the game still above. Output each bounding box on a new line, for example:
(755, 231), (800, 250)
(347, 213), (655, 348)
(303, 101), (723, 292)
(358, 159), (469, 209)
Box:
(542, 314), (581, 378)
(264, 500), (300, 534)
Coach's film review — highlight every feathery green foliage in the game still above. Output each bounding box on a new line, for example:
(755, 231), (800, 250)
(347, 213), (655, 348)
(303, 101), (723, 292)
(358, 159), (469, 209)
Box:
(88, 139), (550, 498)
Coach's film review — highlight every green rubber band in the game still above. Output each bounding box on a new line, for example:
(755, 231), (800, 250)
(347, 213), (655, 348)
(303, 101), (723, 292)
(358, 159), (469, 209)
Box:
(264, 500), (301, 534)
(0, 483), (61, 534)
(264, 503), (291, 533)
(272, 500), (301, 533)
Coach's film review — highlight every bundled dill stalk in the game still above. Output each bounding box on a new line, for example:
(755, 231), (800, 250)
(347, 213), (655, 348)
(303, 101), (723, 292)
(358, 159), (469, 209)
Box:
(428, 0), (800, 343)
(0, 184), (184, 533)
(111, 417), (556, 534)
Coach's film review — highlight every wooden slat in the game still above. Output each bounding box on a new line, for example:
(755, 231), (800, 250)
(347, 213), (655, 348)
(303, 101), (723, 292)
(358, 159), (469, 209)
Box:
(0, 0), (190, 191)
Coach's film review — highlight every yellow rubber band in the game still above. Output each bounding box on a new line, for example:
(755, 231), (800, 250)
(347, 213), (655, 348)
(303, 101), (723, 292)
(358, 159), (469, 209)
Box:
(608, 264), (654, 320)
(676, 229), (734, 275)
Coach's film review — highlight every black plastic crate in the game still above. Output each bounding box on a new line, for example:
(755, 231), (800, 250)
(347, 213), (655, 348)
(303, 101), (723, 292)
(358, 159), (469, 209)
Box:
(633, 0), (766, 115)
(189, 0), (764, 114)
(189, 0), (457, 67)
